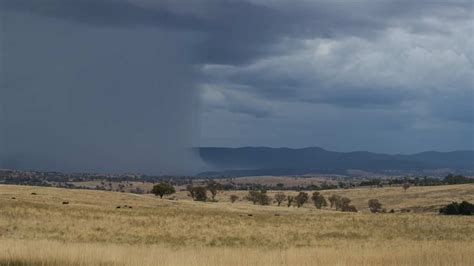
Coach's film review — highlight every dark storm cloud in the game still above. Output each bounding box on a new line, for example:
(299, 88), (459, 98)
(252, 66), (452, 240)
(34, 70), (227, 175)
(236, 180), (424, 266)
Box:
(4, 0), (460, 65)
(0, 0), (207, 28)
(1, 0), (473, 171)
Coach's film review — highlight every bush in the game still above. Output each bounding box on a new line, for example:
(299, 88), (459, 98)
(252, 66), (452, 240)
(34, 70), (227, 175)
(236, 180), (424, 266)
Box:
(151, 183), (176, 199)
(229, 195), (239, 203)
(295, 192), (309, 208)
(368, 199), (382, 213)
(439, 201), (474, 215)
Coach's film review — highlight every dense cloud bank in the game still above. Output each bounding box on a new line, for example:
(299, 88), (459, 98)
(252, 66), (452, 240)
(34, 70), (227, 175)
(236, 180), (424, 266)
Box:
(0, 1), (473, 173)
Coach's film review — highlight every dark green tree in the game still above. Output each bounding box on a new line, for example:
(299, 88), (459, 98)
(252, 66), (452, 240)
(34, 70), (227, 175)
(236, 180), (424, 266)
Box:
(151, 182), (176, 199)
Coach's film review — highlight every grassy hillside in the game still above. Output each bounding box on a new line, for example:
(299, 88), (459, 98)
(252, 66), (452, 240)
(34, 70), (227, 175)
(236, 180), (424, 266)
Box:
(0, 184), (473, 265)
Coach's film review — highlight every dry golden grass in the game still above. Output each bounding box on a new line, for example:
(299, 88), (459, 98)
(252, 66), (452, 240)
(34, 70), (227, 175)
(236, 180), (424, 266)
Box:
(1, 184), (473, 265)
(2, 239), (473, 266)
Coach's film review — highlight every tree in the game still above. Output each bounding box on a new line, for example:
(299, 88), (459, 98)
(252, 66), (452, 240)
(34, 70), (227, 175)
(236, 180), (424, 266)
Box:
(257, 191), (271, 205)
(187, 186), (208, 201)
(368, 199), (382, 213)
(339, 197), (357, 212)
(246, 190), (260, 205)
(328, 195), (341, 209)
(207, 180), (222, 201)
(312, 192), (327, 209)
(245, 190), (270, 205)
(274, 192), (286, 206)
(295, 192), (309, 208)
(287, 195), (295, 207)
(151, 182), (176, 199)
(229, 195), (239, 203)
(402, 182), (410, 191)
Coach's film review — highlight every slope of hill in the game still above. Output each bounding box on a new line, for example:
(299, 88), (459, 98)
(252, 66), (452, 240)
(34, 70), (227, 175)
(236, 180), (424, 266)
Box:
(198, 147), (474, 176)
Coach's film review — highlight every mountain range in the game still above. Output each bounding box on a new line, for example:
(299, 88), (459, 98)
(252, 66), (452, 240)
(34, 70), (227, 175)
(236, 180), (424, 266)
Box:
(198, 147), (474, 177)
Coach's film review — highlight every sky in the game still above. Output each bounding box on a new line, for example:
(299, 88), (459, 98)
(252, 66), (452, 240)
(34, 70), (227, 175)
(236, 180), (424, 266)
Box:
(0, 0), (473, 173)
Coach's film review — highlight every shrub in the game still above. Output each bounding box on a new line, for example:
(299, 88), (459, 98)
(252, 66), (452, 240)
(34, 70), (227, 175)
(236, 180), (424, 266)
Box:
(151, 183), (176, 199)
(295, 192), (309, 208)
(229, 195), (239, 203)
(439, 201), (474, 215)
(311, 192), (327, 209)
(274, 192), (286, 206)
(368, 199), (382, 213)
(345, 205), (358, 212)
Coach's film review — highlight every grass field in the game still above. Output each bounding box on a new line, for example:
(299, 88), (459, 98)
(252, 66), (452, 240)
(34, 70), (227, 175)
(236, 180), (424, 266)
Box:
(0, 184), (473, 265)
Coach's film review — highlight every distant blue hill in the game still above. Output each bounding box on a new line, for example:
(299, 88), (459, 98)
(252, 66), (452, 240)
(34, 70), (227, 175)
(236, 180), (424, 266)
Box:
(197, 147), (474, 176)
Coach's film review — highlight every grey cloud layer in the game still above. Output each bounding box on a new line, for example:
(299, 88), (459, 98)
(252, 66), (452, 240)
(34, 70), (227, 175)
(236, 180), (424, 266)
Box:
(1, 0), (473, 172)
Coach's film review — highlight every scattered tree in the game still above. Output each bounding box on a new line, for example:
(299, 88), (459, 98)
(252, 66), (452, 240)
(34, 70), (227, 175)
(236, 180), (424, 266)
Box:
(274, 192), (287, 206)
(207, 180), (222, 201)
(339, 197), (357, 212)
(229, 195), (239, 203)
(246, 190), (271, 205)
(257, 191), (271, 205)
(312, 192), (327, 209)
(246, 190), (260, 205)
(151, 182), (176, 199)
(368, 199), (382, 213)
(328, 194), (341, 209)
(295, 192), (309, 208)
(187, 186), (208, 201)
(287, 195), (295, 207)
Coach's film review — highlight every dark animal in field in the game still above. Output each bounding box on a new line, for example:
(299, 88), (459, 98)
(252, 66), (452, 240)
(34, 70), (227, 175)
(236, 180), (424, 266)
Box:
(62, 201), (69, 205)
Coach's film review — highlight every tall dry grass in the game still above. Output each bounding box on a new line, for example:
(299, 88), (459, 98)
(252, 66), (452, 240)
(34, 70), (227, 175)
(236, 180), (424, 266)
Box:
(2, 239), (473, 266)
(1, 184), (473, 265)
